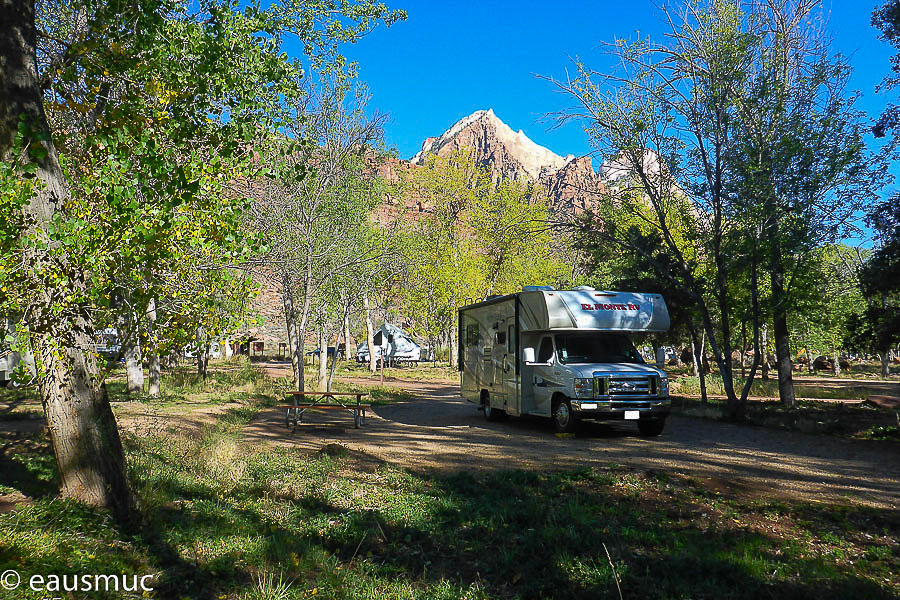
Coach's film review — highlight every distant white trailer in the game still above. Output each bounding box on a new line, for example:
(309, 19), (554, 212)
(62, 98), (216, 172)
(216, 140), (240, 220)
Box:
(356, 323), (422, 366)
(459, 286), (671, 435)
(0, 317), (36, 388)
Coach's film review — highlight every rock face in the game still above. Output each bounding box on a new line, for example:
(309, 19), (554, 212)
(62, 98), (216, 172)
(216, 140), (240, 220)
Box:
(411, 109), (603, 218)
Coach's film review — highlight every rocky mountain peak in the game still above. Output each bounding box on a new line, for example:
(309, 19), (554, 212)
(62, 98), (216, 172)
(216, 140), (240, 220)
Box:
(411, 109), (571, 182)
(411, 109), (604, 218)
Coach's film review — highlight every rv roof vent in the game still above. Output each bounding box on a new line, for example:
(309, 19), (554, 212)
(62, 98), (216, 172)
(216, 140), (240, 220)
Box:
(573, 285), (596, 291)
(522, 285), (555, 292)
(485, 294), (504, 301)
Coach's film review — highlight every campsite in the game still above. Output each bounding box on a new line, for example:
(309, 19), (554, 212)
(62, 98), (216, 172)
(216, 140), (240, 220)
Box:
(2, 0), (900, 598)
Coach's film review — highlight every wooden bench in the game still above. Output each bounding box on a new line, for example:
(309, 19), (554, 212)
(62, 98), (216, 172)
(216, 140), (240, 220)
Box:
(283, 391), (370, 430)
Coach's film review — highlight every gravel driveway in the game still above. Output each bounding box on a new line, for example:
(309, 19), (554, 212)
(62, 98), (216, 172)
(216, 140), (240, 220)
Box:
(246, 375), (900, 509)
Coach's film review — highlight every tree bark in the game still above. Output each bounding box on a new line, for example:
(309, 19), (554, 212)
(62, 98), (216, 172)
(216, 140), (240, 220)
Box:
(690, 334), (699, 377)
(146, 298), (161, 397)
(124, 334), (144, 394)
(124, 307), (144, 394)
(37, 328), (136, 520)
(880, 352), (890, 378)
(833, 349), (840, 377)
(328, 302), (350, 392)
(770, 247), (796, 406)
(740, 319), (747, 378)
(342, 311), (352, 361)
(196, 328), (209, 380)
(698, 327), (708, 403)
(688, 324), (707, 403)
(449, 326), (459, 369)
(760, 323), (769, 380)
(363, 294), (377, 373)
(281, 274), (302, 390)
(317, 320), (327, 391)
(0, 0), (134, 518)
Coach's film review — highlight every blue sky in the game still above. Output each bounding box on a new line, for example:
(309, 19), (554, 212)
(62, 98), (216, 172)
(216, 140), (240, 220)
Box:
(337, 0), (897, 166)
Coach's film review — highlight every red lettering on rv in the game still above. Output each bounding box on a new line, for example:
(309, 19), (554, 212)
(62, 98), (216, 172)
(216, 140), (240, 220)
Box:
(580, 303), (640, 311)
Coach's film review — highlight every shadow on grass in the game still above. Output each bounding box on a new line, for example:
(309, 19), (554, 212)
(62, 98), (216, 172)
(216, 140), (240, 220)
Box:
(3, 400), (897, 600)
(128, 448), (900, 599)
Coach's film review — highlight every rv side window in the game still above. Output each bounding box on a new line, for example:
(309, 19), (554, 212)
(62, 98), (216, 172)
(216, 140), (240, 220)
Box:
(495, 331), (506, 345)
(537, 337), (553, 363)
(373, 331), (383, 345)
(465, 323), (479, 346)
(507, 325), (515, 352)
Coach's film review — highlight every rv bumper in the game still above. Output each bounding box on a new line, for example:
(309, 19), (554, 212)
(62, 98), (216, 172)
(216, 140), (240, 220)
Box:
(572, 398), (670, 420)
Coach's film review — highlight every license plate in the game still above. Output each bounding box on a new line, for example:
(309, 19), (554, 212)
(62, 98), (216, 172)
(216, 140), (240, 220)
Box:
(624, 410), (640, 420)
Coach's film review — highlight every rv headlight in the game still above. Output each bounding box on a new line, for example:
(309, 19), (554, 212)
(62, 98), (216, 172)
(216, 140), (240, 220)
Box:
(574, 378), (594, 398)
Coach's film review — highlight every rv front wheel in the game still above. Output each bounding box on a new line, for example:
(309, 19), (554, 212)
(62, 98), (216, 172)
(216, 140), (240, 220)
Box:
(638, 418), (666, 437)
(552, 397), (577, 434)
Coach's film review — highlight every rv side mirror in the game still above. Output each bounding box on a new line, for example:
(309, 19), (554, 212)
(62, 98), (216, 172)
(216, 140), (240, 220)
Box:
(523, 347), (535, 363)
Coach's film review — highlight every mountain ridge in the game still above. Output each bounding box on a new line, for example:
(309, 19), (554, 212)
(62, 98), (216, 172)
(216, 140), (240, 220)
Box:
(409, 109), (603, 218)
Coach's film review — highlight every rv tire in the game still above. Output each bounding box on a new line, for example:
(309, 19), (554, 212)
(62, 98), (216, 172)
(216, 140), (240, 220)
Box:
(482, 394), (506, 422)
(552, 397), (577, 434)
(637, 418), (666, 437)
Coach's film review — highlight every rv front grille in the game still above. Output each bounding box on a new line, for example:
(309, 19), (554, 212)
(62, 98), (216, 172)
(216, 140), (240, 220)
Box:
(607, 376), (652, 396)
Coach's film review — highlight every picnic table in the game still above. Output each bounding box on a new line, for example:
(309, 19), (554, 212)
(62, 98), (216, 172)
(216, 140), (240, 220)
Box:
(283, 391), (370, 430)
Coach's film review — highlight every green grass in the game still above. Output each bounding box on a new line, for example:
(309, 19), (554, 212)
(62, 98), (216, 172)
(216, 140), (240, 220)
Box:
(1, 365), (897, 599)
(335, 360), (458, 383)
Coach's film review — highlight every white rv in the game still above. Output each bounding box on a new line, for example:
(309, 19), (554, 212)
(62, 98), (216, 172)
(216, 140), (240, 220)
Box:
(356, 323), (422, 366)
(459, 286), (671, 435)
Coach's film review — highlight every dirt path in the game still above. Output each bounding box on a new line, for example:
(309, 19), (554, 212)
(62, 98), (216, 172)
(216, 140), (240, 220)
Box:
(248, 367), (900, 509)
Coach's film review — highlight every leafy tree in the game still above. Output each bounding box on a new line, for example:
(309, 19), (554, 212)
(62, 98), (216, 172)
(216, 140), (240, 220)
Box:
(0, 0), (403, 517)
(725, 0), (878, 405)
(546, 1), (763, 420)
(847, 203), (900, 376)
(547, 0), (879, 417)
(248, 77), (395, 391)
(398, 151), (569, 365)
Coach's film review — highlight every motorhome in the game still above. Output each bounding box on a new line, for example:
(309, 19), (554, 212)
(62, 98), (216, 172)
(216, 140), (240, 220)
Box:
(356, 323), (422, 366)
(458, 286), (671, 435)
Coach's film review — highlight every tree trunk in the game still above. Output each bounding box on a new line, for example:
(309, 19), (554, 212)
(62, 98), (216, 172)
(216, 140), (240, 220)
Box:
(328, 303), (350, 392)
(698, 327), (708, 403)
(124, 335), (144, 394)
(807, 347), (814, 374)
(449, 327), (459, 369)
(740, 319), (747, 379)
(317, 320), (327, 392)
(363, 294), (377, 373)
(281, 275), (302, 390)
(0, 0), (134, 518)
(770, 247), (796, 406)
(833, 349), (840, 377)
(760, 324), (769, 380)
(880, 352), (890, 378)
(146, 298), (161, 397)
(37, 329), (136, 520)
(690, 335), (699, 377)
(688, 324), (707, 403)
(196, 328), (209, 380)
(342, 303), (352, 361)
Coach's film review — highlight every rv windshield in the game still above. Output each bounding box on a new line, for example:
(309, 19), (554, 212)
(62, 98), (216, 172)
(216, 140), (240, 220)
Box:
(555, 333), (644, 365)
